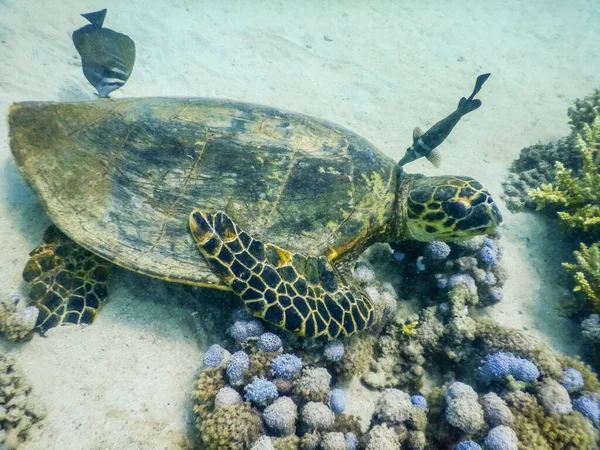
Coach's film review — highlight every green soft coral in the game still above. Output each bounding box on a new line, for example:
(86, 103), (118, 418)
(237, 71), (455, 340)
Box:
(529, 117), (600, 232)
(563, 242), (600, 312)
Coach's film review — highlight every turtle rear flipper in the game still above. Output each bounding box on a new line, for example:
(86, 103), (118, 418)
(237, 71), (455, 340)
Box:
(23, 226), (110, 332)
(190, 210), (374, 339)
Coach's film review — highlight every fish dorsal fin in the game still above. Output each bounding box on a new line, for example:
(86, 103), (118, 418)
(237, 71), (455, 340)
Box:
(426, 149), (441, 168)
(81, 9), (107, 28)
(413, 126), (423, 142)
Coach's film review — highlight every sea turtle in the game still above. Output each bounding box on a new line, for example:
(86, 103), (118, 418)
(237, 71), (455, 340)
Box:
(8, 97), (502, 339)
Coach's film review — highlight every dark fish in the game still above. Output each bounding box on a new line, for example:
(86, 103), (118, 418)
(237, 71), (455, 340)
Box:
(72, 9), (136, 98)
(399, 73), (491, 167)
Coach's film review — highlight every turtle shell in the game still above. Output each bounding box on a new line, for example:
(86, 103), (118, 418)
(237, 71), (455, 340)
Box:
(9, 98), (397, 288)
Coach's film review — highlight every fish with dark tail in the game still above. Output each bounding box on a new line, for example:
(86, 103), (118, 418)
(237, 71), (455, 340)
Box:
(399, 73), (491, 168)
(72, 9), (136, 98)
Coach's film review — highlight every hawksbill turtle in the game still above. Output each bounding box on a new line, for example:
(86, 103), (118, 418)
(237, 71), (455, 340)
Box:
(8, 97), (502, 339)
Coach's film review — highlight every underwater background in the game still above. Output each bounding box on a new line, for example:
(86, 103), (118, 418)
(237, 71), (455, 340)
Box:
(1, 0), (600, 449)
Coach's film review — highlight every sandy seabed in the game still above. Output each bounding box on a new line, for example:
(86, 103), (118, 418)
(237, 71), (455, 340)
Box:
(1, 0), (600, 448)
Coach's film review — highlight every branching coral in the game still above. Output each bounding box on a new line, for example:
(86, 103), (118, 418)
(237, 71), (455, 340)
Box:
(529, 117), (600, 233)
(563, 242), (600, 312)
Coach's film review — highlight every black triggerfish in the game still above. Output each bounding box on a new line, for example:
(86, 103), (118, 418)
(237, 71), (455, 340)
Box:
(72, 9), (136, 98)
(399, 73), (491, 168)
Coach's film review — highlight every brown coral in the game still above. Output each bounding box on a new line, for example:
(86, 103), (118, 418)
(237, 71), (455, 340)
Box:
(198, 402), (264, 450)
(505, 390), (598, 450)
(193, 368), (225, 420)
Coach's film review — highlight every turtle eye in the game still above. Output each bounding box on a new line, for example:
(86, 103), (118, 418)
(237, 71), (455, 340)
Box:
(443, 200), (471, 219)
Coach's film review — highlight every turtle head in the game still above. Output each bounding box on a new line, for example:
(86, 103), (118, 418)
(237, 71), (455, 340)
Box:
(401, 175), (502, 242)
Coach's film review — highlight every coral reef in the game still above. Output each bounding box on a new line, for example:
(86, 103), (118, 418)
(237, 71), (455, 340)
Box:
(484, 425), (518, 450)
(263, 397), (297, 436)
(203, 344), (229, 369)
(582, 314), (600, 343)
(271, 354), (302, 380)
(193, 310), (365, 449)
(478, 351), (540, 384)
(481, 392), (514, 427)
(0, 294), (38, 342)
(328, 388), (346, 414)
(245, 378), (279, 406)
(560, 365), (583, 389)
(505, 390), (598, 450)
(536, 378), (572, 415)
(227, 351), (250, 385)
(502, 88), (600, 213)
(563, 242), (600, 313)
(0, 352), (44, 449)
(444, 382), (484, 434)
(529, 118), (600, 233)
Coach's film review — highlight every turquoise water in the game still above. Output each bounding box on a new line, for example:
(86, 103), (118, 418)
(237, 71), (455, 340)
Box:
(1, 1), (600, 449)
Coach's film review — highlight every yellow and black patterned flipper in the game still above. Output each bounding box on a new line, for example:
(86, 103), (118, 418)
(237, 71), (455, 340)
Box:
(22, 226), (110, 332)
(190, 210), (374, 339)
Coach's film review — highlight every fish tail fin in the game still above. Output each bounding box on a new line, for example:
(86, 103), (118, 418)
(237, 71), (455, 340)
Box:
(457, 72), (490, 115)
(457, 96), (482, 115)
(81, 9), (107, 28)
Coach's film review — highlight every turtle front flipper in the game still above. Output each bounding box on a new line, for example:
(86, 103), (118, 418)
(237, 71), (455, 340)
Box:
(22, 226), (111, 332)
(190, 210), (374, 339)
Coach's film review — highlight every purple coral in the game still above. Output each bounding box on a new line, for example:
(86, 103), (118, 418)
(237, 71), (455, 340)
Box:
(478, 352), (539, 384)
(244, 377), (278, 405)
(488, 287), (503, 303)
(448, 273), (476, 291)
(229, 319), (265, 341)
(345, 432), (358, 450)
(329, 388), (346, 414)
(271, 354), (302, 380)
(562, 368), (584, 393)
(202, 344), (226, 369)
(411, 395), (427, 409)
(226, 350), (250, 384)
(478, 246), (498, 266)
(257, 332), (283, 352)
(573, 393), (600, 426)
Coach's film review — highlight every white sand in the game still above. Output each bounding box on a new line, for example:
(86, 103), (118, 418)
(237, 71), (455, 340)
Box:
(1, 0), (600, 447)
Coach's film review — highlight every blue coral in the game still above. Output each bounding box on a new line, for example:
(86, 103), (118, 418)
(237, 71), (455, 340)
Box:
(483, 237), (495, 249)
(435, 274), (448, 289)
(573, 393), (600, 426)
(271, 354), (302, 380)
(393, 251), (405, 262)
(448, 273), (476, 291)
(257, 332), (283, 352)
(562, 367), (584, 393)
(226, 350), (250, 384)
(244, 377), (278, 405)
(478, 352), (539, 384)
(229, 319), (265, 341)
(344, 432), (358, 450)
(488, 287), (503, 303)
(424, 241), (451, 261)
(456, 442), (482, 450)
(202, 344), (226, 369)
(324, 341), (344, 362)
(411, 395), (427, 409)
(478, 246), (498, 266)
(329, 388), (346, 414)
